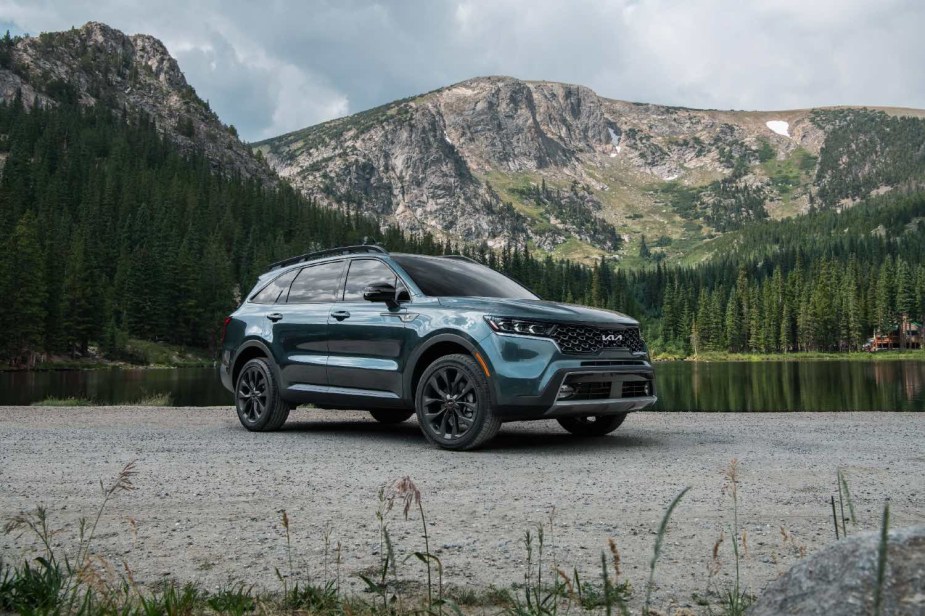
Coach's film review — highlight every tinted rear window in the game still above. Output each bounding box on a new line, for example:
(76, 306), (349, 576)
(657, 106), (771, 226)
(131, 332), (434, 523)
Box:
(250, 269), (299, 304)
(392, 256), (538, 299)
(287, 260), (345, 303)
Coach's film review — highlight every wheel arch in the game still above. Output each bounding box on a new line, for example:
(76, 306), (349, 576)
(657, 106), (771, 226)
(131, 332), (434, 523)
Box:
(231, 339), (276, 388)
(405, 333), (491, 403)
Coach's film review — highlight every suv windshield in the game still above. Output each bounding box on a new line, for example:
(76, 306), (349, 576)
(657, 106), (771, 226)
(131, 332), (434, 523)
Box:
(392, 255), (538, 299)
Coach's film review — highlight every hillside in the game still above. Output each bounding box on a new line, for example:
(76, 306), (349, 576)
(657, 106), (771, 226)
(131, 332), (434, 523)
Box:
(0, 22), (922, 364)
(0, 22), (274, 182)
(256, 76), (925, 263)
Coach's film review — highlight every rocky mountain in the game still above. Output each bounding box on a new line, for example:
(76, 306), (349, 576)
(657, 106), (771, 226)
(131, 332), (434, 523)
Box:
(0, 22), (273, 182)
(256, 76), (925, 263)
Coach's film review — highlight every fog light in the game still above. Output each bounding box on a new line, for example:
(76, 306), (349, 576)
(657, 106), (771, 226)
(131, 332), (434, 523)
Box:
(558, 384), (575, 400)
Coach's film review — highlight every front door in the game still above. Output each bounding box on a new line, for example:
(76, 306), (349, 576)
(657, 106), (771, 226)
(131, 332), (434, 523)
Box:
(326, 259), (411, 398)
(273, 260), (346, 391)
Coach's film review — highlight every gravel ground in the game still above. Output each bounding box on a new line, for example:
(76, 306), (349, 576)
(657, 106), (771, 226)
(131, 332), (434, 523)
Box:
(1, 407), (923, 612)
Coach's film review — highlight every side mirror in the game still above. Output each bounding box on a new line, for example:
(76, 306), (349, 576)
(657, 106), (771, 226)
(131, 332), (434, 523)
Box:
(363, 282), (397, 304)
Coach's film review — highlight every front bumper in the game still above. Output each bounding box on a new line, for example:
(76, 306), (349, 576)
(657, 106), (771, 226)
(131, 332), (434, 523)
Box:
(478, 331), (657, 420)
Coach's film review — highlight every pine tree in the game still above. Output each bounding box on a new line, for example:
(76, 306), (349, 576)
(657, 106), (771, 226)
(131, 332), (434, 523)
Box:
(9, 212), (47, 365)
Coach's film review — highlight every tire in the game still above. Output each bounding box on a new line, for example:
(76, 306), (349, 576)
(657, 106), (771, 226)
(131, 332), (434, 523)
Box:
(369, 409), (415, 424)
(415, 353), (501, 451)
(234, 358), (290, 431)
(557, 413), (627, 437)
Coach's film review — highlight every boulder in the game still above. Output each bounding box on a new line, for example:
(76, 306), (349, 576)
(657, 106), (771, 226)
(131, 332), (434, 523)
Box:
(749, 526), (925, 616)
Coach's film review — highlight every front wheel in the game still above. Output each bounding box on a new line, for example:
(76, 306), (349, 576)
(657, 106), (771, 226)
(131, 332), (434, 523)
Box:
(415, 354), (501, 451)
(235, 358), (290, 431)
(557, 413), (627, 436)
(369, 409), (415, 424)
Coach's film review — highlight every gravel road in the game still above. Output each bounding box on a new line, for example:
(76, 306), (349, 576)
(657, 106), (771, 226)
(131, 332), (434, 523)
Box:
(1, 407), (923, 612)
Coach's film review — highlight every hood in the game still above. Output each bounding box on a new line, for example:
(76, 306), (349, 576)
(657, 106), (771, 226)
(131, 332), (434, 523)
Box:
(437, 297), (638, 326)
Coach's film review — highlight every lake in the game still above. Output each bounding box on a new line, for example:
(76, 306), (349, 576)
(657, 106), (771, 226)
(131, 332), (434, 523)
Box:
(0, 360), (922, 411)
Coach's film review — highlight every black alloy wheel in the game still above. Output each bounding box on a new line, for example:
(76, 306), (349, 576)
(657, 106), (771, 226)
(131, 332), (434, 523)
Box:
(234, 357), (290, 431)
(415, 354), (501, 450)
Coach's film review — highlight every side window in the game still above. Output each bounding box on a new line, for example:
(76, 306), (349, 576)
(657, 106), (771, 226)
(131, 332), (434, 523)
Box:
(250, 269), (298, 304)
(343, 259), (398, 301)
(287, 261), (345, 303)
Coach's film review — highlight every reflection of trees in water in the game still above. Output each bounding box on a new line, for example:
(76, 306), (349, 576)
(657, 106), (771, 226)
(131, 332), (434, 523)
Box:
(656, 361), (925, 411)
(874, 362), (924, 404)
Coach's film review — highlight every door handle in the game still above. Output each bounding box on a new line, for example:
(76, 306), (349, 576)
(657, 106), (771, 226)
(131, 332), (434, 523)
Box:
(331, 310), (351, 321)
(266, 313), (284, 322)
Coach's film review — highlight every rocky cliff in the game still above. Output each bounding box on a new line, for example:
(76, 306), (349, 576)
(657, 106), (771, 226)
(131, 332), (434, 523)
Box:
(257, 76), (925, 261)
(0, 22), (273, 183)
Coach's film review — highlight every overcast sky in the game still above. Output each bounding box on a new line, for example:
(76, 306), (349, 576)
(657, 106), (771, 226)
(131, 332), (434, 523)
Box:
(0, 0), (921, 141)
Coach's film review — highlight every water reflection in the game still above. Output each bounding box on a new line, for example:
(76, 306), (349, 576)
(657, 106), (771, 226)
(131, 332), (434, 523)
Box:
(0, 361), (922, 411)
(654, 361), (925, 411)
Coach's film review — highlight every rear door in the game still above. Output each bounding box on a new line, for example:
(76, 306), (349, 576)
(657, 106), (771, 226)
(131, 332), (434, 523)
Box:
(272, 260), (346, 391)
(326, 258), (411, 399)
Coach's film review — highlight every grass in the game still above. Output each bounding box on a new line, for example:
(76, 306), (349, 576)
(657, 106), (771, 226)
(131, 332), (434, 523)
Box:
(118, 339), (214, 368)
(21, 339), (214, 372)
(129, 392), (173, 406)
(0, 462), (892, 616)
(676, 349), (925, 363)
(31, 393), (173, 407)
(552, 237), (608, 263)
(31, 397), (94, 406)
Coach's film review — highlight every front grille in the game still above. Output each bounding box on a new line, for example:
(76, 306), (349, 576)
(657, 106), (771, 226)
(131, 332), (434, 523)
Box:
(551, 325), (645, 355)
(622, 380), (651, 398)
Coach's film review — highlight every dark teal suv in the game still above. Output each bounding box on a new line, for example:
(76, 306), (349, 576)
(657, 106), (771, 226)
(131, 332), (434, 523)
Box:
(220, 246), (656, 450)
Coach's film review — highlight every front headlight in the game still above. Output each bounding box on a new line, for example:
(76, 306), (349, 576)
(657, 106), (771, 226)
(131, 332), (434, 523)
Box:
(484, 316), (555, 337)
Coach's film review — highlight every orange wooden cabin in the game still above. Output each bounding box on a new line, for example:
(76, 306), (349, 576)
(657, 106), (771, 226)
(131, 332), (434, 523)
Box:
(871, 319), (922, 351)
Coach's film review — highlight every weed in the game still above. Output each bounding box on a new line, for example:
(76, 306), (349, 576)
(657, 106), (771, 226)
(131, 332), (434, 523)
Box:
(643, 486), (691, 615)
(285, 580), (341, 614)
(0, 555), (66, 613)
(446, 584), (511, 607)
(710, 459), (752, 616)
(138, 581), (200, 616)
(836, 469), (857, 538)
(31, 396), (93, 406)
(206, 582), (256, 615)
(130, 392), (173, 406)
(874, 502), (890, 616)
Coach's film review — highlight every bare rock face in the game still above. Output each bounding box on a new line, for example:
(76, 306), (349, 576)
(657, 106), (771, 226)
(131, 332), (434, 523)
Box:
(0, 22), (273, 183)
(749, 526), (925, 616)
(256, 75), (839, 250)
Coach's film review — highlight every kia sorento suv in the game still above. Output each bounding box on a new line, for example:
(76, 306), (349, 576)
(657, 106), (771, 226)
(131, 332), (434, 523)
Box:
(220, 246), (656, 450)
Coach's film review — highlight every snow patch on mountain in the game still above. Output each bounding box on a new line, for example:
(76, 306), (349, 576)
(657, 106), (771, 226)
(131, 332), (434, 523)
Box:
(766, 120), (790, 138)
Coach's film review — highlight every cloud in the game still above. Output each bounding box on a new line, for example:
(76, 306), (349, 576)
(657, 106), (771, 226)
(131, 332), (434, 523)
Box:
(0, 0), (922, 140)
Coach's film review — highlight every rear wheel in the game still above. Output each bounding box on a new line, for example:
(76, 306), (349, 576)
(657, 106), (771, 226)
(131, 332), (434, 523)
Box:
(369, 409), (415, 424)
(235, 358), (290, 431)
(415, 354), (501, 451)
(557, 413), (627, 437)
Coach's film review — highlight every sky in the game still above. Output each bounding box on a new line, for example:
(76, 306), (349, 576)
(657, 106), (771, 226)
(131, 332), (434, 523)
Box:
(0, 0), (922, 142)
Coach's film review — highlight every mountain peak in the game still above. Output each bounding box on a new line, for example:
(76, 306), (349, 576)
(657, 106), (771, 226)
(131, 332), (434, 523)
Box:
(0, 22), (271, 181)
(257, 76), (925, 258)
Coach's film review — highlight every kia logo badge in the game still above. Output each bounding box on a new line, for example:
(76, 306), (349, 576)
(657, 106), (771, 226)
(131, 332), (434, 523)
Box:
(602, 333), (624, 344)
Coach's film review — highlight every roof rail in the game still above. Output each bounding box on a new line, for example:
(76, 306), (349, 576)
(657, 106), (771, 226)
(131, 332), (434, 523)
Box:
(267, 245), (388, 271)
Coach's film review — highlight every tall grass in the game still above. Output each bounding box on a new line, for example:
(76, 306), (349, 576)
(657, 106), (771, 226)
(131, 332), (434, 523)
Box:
(704, 459), (753, 616)
(0, 464), (890, 616)
(642, 486), (690, 615)
(31, 397), (94, 406)
(873, 502), (890, 616)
